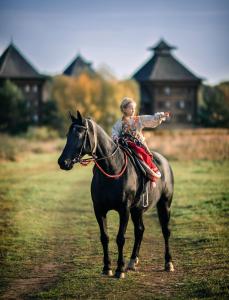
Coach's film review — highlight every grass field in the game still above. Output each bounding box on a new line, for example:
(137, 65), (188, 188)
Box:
(0, 152), (228, 299)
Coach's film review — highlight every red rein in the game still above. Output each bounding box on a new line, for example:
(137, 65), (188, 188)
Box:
(79, 152), (128, 179)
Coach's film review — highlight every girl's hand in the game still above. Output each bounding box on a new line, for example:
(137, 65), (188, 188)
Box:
(164, 112), (172, 118)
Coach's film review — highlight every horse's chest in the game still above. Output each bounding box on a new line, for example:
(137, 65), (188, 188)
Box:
(91, 179), (135, 208)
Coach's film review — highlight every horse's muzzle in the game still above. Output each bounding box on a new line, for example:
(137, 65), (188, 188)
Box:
(58, 157), (73, 170)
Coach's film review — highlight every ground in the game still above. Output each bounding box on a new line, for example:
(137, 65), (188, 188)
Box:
(0, 152), (228, 299)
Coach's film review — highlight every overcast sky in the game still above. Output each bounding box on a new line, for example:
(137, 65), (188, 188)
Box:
(0, 0), (228, 84)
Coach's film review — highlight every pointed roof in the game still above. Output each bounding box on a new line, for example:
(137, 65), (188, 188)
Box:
(63, 54), (96, 77)
(0, 43), (44, 79)
(148, 39), (177, 53)
(133, 39), (201, 82)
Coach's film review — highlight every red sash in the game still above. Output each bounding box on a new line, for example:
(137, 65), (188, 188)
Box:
(127, 141), (159, 172)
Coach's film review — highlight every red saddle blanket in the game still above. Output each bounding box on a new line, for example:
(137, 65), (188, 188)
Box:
(126, 141), (159, 174)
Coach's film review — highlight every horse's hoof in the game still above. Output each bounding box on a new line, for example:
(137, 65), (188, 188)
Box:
(165, 262), (174, 272)
(102, 269), (113, 276)
(126, 265), (137, 271)
(114, 271), (125, 279)
(127, 257), (139, 271)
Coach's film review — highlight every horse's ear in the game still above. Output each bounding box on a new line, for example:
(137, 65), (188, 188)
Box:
(69, 111), (76, 123)
(77, 110), (83, 124)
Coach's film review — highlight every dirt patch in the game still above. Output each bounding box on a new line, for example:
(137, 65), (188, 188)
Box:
(129, 237), (187, 299)
(1, 263), (63, 299)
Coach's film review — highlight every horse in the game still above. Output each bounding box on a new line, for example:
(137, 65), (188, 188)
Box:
(58, 111), (174, 278)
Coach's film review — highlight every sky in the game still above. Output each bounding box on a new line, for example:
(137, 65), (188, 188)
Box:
(0, 0), (229, 85)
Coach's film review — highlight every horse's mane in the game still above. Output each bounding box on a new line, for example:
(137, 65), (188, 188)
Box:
(88, 118), (114, 145)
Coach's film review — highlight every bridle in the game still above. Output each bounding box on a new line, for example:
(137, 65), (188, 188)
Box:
(71, 119), (116, 163)
(71, 119), (128, 179)
(71, 122), (90, 164)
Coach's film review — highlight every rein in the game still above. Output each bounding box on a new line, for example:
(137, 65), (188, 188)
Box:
(72, 119), (128, 179)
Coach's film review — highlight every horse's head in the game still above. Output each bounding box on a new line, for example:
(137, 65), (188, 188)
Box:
(58, 111), (92, 170)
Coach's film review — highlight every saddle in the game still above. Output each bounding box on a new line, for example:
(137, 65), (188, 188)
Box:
(118, 135), (160, 181)
(119, 139), (159, 208)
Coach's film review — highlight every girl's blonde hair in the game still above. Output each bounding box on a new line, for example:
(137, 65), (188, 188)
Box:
(120, 97), (136, 113)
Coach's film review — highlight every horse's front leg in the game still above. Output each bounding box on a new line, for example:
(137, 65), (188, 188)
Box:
(94, 209), (112, 276)
(115, 206), (130, 279)
(127, 207), (144, 271)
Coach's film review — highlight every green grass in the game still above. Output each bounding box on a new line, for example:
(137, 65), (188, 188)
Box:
(0, 153), (228, 299)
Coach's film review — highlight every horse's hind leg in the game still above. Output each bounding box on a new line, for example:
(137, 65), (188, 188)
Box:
(127, 207), (144, 271)
(94, 210), (112, 276)
(157, 196), (174, 272)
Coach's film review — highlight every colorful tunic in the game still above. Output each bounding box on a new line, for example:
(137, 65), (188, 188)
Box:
(111, 112), (166, 182)
(111, 112), (166, 148)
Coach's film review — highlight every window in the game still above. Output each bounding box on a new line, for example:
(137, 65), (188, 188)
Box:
(179, 100), (185, 109)
(158, 101), (171, 109)
(26, 100), (31, 108)
(164, 86), (171, 96)
(187, 114), (192, 121)
(176, 100), (186, 109)
(33, 114), (39, 123)
(165, 101), (171, 108)
(25, 84), (30, 93)
(33, 85), (38, 93)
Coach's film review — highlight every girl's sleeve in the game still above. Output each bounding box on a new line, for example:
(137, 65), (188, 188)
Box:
(139, 112), (166, 128)
(111, 120), (122, 141)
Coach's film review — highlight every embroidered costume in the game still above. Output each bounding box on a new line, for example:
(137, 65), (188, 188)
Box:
(112, 113), (166, 182)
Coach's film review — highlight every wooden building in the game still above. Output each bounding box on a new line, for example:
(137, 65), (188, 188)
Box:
(133, 39), (202, 127)
(0, 43), (47, 123)
(63, 54), (96, 77)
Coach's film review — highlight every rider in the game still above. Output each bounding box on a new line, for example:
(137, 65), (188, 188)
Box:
(112, 97), (170, 187)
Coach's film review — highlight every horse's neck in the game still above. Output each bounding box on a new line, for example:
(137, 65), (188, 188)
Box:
(92, 123), (124, 170)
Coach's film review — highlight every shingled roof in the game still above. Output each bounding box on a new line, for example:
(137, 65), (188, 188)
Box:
(0, 43), (44, 79)
(133, 39), (201, 82)
(63, 54), (96, 77)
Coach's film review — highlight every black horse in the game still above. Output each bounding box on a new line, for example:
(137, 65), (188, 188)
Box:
(58, 111), (174, 278)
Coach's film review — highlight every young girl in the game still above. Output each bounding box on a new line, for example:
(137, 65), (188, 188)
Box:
(112, 97), (170, 187)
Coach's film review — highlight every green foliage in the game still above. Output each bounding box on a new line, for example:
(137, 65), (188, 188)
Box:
(0, 134), (28, 161)
(0, 80), (30, 133)
(41, 99), (63, 131)
(217, 81), (229, 106)
(198, 84), (229, 127)
(24, 126), (59, 141)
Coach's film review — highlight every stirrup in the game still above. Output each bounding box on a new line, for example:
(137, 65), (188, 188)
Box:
(142, 189), (149, 208)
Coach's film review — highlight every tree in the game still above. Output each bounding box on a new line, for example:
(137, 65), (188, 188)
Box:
(0, 80), (30, 133)
(41, 99), (63, 131)
(217, 81), (229, 106)
(51, 73), (140, 135)
(198, 84), (229, 128)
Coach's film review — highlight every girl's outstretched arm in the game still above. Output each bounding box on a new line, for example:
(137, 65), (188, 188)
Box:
(140, 112), (170, 128)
